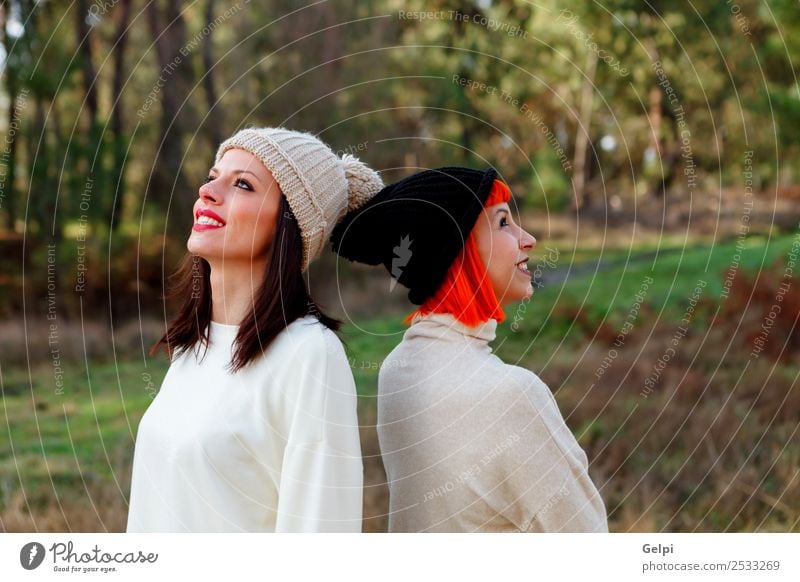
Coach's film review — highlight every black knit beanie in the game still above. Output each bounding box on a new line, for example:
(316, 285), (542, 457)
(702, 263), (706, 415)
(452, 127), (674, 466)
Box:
(330, 166), (498, 305)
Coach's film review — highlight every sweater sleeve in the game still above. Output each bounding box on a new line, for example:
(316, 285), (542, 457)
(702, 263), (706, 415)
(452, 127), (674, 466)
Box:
(523, 470), (609, 532)
(273, 325), (364, 532)
(489, 369), (607, 533)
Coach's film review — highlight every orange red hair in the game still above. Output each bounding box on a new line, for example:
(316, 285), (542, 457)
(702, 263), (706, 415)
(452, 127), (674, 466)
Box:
(405, 179), (511, 327)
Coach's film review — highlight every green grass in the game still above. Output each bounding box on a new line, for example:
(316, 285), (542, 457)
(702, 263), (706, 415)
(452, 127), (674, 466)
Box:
(0, 359), (168, 497)
(492, 232), (799, 355)
(557, 233), (790, 308)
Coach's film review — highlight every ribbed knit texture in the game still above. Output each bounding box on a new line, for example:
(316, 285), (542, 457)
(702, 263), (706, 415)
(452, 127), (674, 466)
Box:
(331, 167), (498, 304)
(216, 127), (383, 271)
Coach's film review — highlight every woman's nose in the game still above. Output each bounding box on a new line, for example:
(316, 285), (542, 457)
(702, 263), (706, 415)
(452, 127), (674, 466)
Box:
(520, 229), (536, 250)
(199, 181), (220, 203)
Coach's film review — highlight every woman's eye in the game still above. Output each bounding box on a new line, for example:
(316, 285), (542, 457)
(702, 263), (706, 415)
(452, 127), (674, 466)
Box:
(203, 175), (215, 184)
(236, 179), (253, 190)
(500, 216), (509, 227)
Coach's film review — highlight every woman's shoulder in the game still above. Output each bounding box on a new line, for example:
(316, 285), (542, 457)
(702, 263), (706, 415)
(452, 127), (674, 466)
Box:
(270, 314), (346, 360)
(480, 359), (556, 406)
(503, 362), (549, 390)
(250, 315), (353, 401)
(282, 313), (324, 337)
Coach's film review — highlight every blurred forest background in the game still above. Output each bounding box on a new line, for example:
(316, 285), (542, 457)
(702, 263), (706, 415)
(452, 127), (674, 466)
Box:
(0, 0), (798, 532)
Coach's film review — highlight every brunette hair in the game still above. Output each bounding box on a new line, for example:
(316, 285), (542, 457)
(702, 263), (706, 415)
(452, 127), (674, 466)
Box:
(150, 196), (340, 373)
(405, 179), (512, 327)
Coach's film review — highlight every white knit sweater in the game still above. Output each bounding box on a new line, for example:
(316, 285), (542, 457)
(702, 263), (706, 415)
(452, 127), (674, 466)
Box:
(126, 316), (363, 532)
(377, 312), (608, 532)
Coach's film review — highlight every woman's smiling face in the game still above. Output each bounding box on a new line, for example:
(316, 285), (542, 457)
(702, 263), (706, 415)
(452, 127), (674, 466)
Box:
(187, 148), (282, 267)
(472, 200), (537, 306)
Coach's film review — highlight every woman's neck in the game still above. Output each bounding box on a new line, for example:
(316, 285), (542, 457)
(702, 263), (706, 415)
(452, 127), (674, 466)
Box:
(207, 257), (267, 324)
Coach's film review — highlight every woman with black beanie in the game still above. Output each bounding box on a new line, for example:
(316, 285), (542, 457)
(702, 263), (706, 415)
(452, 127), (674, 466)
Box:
(331, 167), (608, 533)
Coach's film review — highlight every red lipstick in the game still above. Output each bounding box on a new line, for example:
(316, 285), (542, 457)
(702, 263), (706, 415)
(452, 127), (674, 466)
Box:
(193, 208), (226, 231)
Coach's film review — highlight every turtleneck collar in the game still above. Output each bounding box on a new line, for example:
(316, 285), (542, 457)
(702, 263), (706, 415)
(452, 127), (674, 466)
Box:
(405, 312), (498, 345)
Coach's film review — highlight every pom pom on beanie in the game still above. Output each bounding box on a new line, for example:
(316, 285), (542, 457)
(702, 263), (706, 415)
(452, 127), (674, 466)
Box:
(341, 153), (383, 213)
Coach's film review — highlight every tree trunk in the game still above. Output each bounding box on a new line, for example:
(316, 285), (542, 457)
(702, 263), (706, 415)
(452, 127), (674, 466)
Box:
(145, 0), (196, 239)
(571, 51), (598, 210)
(75, 0), (99, 125)
(0, 3), (19, 231)
(202, 0), (224, 148)
(109, 0), (133, 231)
(644, 35), (668, 199)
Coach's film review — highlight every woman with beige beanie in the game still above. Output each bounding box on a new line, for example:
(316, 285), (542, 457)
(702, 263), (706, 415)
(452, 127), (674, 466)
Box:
(126, 127), (383, 532)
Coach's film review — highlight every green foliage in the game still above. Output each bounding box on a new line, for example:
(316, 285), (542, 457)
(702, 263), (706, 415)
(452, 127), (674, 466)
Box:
(0, 0), (797, 242)
(526, 146), (571, 210)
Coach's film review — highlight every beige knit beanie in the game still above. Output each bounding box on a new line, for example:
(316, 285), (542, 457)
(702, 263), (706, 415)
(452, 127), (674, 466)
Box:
(214, 126), (383, 272)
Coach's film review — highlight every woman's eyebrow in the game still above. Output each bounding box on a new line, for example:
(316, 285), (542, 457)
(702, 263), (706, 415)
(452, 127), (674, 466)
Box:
(208, 168), (264, 184)
(493, 207), (509, 217)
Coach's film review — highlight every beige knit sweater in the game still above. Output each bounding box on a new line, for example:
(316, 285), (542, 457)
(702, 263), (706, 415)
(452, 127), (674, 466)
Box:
(377, 312), (608, 532)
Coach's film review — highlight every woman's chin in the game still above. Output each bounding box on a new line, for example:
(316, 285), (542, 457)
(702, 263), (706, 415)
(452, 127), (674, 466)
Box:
(497, 287), (532, 307)
(508, 284), (534, 304)
(186, 238), (212, 258)
(523, 281), (534, 299)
